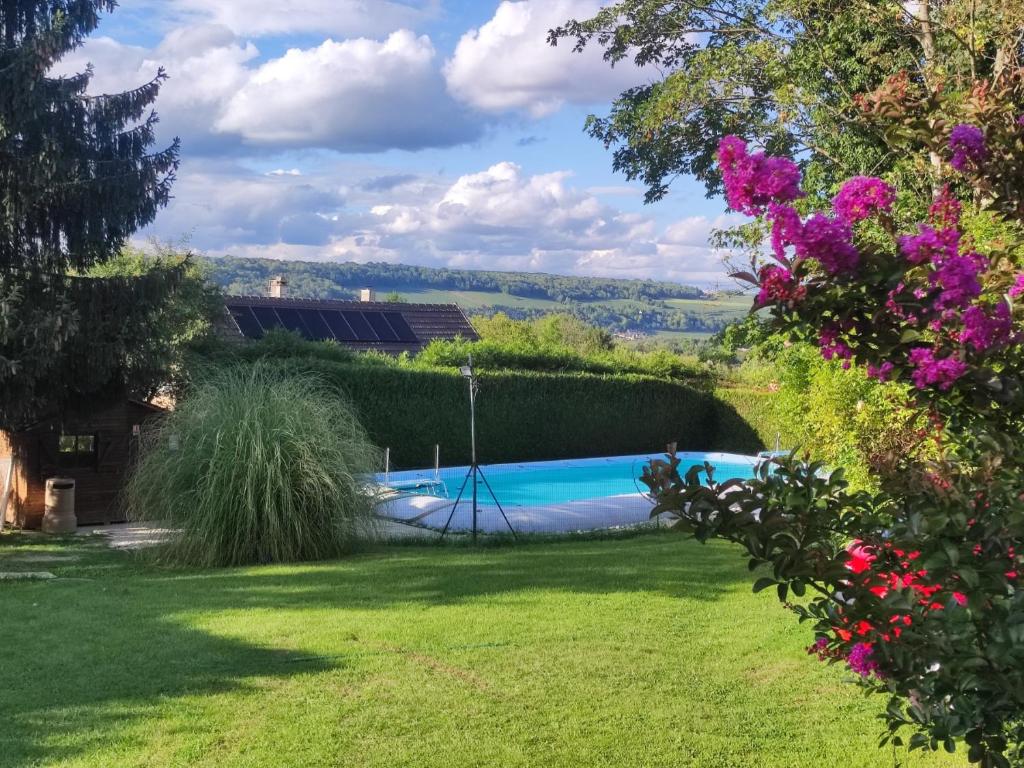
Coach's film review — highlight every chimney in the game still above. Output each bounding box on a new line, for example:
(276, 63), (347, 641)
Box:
(360, 287), (376, 303)
(269, 275), (288, 298)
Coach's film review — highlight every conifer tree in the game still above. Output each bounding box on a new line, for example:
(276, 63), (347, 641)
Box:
(0, 1), (181, 428)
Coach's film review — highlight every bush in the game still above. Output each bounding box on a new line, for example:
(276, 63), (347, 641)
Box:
(127, 364), (380, 566)
(710, 386), (783, 454)
(236, 355), (718, 468)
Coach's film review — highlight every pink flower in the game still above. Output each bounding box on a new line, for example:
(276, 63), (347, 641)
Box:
(898, 226), (959, 265)
(931, 252), (984, 310)
(1009, 274), (1024, 299)
(908, 348), (968, 390)
(755, 264), (805, 307)
(847, 642), (882, 678)
(929, 185), (961, 229)
(867, 361), (894, 381)
(794, 214), (859, 275)
(952, 592), (968, 606)
(819, 326), (853, 368)
(949, 124), (988, 171)
(846, 541), (876, 574)
(768, 203), (802, 258)
(959, 303), (1012, 352)
(717, 136), (802, 215)
(833, 176), (895, 223)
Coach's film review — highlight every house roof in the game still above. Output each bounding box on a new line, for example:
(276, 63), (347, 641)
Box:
(221, 295), (479, 354)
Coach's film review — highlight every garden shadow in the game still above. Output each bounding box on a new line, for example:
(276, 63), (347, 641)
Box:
(0, 534), (749, 766)
(139, 534), (750, 614)
(0, 573), (335, 766)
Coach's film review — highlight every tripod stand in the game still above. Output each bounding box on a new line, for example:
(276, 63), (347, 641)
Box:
(440, 355), (517, 542)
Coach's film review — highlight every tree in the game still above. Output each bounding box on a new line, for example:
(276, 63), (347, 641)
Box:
(645, 73), (1024, 765)
(549, 0), (1023, 203)
(87, 246), (224, 396)
(384, 290), (406, 303)
(0, 1), (180, 427)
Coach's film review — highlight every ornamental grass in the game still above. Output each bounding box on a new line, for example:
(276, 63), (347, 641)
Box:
(127, 363), (381, 566)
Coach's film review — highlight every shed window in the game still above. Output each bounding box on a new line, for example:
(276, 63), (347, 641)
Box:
(58, 434), (97, 468)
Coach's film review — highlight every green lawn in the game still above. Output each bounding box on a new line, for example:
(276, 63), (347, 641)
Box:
(0, 533), (966, 768)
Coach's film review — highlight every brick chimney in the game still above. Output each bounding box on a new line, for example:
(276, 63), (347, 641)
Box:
(269, 275), (288, 298)
(359, 287), (376, 302)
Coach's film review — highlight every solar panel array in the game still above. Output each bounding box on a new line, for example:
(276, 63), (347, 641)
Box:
(227, 304), (420, 344)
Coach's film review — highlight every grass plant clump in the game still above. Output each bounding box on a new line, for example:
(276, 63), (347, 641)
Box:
(127, 363), (381, 566)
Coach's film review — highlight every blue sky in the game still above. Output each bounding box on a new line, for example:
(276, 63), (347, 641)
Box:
(62, 0), (737, 285)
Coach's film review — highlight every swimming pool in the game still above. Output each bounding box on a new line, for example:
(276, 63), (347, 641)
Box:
(377, 452), (761, 534)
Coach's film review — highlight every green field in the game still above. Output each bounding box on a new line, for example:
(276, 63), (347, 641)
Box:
(0, 533), (967, 768)
(394, 288), (561, 310)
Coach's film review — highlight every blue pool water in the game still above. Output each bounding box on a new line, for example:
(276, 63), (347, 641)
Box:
(381, 452), (760, 508)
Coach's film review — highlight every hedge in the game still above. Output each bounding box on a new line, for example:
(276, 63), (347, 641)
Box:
(710, 386), (795, 455)
(253, 357), (721, 468)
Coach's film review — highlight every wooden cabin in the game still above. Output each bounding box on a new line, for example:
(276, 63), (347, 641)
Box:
(0, 399), (164, 529)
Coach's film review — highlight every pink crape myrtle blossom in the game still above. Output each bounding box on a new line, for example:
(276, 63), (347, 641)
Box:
(949, 124), (988, 171)
(960, 304), (1013, 352)
(847, 642), (882, 678)
(833, 176), (895, 223)
(931, 252), (985, 310)
(898, 226), (960, 265)
(717, 136), (802, 215)
(768, 203), (802, 258)
(755, 264), (805, 307)
(908, 348), (968, 390)
(867, 362), (895, 381)
(794, 213), (859, 275)
(929, 185), (961, 229)
(819, 326), (853, 368)
(1009, 274), (1024, 299)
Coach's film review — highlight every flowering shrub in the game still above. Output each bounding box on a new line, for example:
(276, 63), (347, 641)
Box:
(645, 71), (1024, 767)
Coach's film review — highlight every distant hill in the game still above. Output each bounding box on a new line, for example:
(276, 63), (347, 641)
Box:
(200, 256), (751, 337)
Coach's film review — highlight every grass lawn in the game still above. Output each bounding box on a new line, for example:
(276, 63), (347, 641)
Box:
(0, 532), (967, 768)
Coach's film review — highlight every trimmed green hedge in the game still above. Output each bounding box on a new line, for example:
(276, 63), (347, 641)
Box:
(255, 357), (720, 468)
(710, 386), (796, 455)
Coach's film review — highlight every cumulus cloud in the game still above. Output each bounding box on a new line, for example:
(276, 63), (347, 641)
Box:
(444, 0), (644, 117)
(216, 31), (479, 151)
(54, 27), (480, 154)
(150, 160), (348, 249)
(141, 159), (728, 281)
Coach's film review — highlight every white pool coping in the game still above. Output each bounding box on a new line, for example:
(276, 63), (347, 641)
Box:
(375, 451), (761, 535)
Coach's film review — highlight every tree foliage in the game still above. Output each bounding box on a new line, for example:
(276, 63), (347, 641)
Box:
(645, 71), (1024, 765)
(549, 0), (1023, 203)
(0, 1), (180, 428)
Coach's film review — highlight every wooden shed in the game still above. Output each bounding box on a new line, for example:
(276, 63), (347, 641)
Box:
(0, 400), (164, 529)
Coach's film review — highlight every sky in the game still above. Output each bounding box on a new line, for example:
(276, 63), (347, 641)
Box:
(59, 0), (738, 286)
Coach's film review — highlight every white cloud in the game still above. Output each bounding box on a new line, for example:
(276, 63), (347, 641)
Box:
(444, 0), (644, 117)
(217, 31), (479, 151)
(54, 26), (481, 154)
(142, 159), (729, 282)
(152, 160), (348, 248)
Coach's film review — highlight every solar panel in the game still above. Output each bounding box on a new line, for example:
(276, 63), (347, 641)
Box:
(364, 311), (399, 342)
(275, 307), (312, 339)
(342, 311), (378, 342)
(227, 305), (264, 340)
(321, 310), (357, 341)
(383, 312), (418, 343)
(250, 306), (283, 332)
(297, 309), (334, 341)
